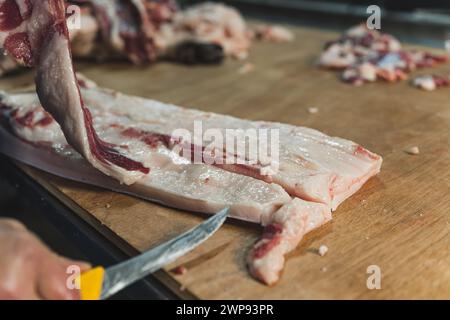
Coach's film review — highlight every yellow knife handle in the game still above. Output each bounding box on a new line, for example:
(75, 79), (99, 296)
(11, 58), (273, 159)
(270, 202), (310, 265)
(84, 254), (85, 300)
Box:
(77, 266), (105, 300)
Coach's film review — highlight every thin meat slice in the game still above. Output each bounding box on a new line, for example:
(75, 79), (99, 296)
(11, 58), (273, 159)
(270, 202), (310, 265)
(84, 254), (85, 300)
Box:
(0, 90), (291, 223)
(248, 198), (331, 285)
(0, 124), (291, 224)
(0, 0), (149, 184)
(132, 163), (290, 223)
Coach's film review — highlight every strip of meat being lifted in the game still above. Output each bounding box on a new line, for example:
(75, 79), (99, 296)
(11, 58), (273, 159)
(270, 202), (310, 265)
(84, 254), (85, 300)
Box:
(0, 0), (150, 184)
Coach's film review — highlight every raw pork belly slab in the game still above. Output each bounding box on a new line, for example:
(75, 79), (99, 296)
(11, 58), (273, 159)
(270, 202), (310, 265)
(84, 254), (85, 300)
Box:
(0, 79), (380, 212)
(0, 84), (382, 285)
(75, 84), (382, 210)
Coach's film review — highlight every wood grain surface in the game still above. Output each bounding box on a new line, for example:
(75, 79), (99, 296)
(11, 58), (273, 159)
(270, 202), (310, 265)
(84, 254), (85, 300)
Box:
(1, 24), (449, 299)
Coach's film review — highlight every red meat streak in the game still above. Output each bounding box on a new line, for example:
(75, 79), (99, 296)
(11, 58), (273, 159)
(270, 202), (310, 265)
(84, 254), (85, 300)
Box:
(120, 127), (265, 179)
(11, 110), (54, 128)
(354, 145), (380, 161)
(46, 7), (149, 174)
(252, 223), (283, 259)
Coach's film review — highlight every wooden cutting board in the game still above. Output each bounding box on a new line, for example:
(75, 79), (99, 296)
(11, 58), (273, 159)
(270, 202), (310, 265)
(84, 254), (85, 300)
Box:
(1, 24), (449, 299)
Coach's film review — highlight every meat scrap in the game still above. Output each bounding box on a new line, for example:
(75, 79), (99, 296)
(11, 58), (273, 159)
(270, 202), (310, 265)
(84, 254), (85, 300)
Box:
(413, 74), (450, 91)
(308, 107), (319, 114)
(238, 62), (254, 74)
(404, 146), (420, 155)
(254, 24), (295, 43)
(171, 265), (188, 275)
(248, 198), (331, 285)
(318, 24), (448, 86)
(318, 244), (328, 256)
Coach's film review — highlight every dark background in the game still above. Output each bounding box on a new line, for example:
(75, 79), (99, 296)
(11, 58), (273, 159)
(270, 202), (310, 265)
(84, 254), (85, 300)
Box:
(181, 0), (450, 48)
(181, 0), (450, 11)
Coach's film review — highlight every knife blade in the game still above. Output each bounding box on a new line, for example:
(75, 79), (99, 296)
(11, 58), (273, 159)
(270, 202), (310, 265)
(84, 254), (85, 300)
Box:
(78, 208), (229, 300)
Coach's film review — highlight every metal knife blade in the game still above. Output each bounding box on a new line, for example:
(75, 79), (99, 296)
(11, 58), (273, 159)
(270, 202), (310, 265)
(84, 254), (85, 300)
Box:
(100, 208), (229, 299)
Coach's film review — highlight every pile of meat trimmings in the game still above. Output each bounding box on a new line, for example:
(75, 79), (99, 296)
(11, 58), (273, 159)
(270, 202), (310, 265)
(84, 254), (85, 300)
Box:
(318, 24), (448, 88)
(0, 1), (294, 76)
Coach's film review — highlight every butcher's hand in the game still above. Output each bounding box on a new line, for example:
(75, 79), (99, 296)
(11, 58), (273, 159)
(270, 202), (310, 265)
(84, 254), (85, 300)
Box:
(0, 218), (90, 300)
